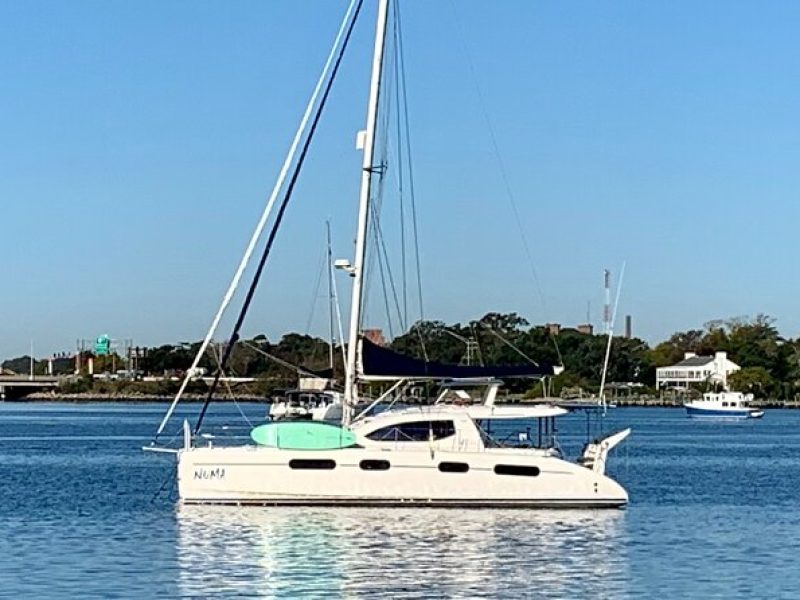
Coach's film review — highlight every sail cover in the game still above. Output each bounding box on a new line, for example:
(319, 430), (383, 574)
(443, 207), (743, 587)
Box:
(359, 337), (558, 380)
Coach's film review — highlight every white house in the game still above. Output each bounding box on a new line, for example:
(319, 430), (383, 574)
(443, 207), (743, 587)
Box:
(656, 351), (740, 390)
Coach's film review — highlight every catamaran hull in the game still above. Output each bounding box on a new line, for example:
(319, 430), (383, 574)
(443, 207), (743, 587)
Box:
(177, 446), (628, 508)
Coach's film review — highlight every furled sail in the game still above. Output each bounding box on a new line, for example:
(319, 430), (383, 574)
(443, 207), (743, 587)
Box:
(358, 337), (559, 380)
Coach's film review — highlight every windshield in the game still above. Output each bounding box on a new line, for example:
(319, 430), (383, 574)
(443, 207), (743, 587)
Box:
(473, 417), (559, 450)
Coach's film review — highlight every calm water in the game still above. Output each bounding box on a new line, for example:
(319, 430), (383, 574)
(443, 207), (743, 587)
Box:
(0, 402), (798, 599)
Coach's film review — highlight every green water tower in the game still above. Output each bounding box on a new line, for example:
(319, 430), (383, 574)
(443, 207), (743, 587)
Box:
(94, 335), (111, 356)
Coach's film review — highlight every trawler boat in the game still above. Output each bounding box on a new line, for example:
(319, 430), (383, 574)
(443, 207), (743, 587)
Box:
(149, 0), (631, 508)
(684, 391), (764, 419)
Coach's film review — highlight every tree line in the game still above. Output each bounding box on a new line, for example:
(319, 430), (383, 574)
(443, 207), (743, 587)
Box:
(392, 312), (797, 399)
(3, 312), (798, 398)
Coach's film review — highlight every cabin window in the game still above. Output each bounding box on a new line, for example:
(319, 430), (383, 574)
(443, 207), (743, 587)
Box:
(289, 459), (336, 470)
(366, 420), (456, 442)
(494, 464), (540, 477)
(438, 461), (469, 473)
(722, 402), (728, 407)
(359, 459), (390, 471)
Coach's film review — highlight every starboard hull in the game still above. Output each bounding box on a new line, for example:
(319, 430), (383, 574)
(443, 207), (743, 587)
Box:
(177, 445), (628, 509)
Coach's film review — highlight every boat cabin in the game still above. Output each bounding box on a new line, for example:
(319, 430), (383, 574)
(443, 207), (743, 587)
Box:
(351, 379), (567, 454)
(697, 391), (753, 408)
(269, 379), (343, 421)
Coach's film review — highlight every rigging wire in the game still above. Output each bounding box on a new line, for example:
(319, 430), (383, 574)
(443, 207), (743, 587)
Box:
(241, 340), (328, 380)
(364, 155), (395, 337)
(371, 205), (396, 339)
(154, 0), (362, 440)
(445, 1), (563, 368)
(392, 2), (428, 361)
(362, 12), (411, 339)
(370, 200), (406, 334)
(304, 246), (328, 366)
(207, 342), (254, 428)
(470, 324), (485, 366)
(360, 21), (396, 335)
(357, 3), (429, 364)
(360, 132), (386, 325)
(370, 112), (393, 338)
(480, 322), (540, 366)
(150, 467), (177, 504)
(155, 0), (362, 440)
(326, 221), (336, 370)
(305, 249), (327, 334)
(394, 2), (425, 325)
(391, 10), (408, 328)
(387, 40), (409, 334)
(193, 0), (365, 435)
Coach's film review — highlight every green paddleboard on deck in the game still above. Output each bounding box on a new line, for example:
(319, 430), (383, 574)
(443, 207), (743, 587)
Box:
(250, 421), (358, 450)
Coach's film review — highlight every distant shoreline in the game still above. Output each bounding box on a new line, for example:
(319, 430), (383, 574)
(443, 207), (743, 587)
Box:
(4, 392), (798, 409)
(5, 393), (268, 403)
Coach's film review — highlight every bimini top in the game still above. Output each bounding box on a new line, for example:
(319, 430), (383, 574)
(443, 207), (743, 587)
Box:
(352, 403), (568, 431)
(359, 337), (561, 381)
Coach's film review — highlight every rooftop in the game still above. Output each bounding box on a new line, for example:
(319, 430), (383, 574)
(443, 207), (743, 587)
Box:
(672, 356), (714, 367)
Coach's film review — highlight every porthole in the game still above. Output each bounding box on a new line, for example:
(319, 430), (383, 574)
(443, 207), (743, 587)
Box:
(360, 459), (390, 471)
(438, 461), (469, 473)
(494, 464), (540, 477)
(289, 459), (336, 470)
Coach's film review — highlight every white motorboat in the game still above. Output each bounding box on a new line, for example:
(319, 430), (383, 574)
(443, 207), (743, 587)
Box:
(149, 0), (631, 509)
(684, 391), (764, 419)
(268, 380), (344, 423)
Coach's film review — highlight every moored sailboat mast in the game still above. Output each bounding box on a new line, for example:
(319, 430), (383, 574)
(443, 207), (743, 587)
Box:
(343, 0), (391, 426)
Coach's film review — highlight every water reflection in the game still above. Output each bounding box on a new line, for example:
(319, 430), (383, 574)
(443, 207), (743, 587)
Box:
(177, 506), (629, 599)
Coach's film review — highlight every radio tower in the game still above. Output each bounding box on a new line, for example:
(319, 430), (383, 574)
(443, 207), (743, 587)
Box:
(603, 269), (612, 335)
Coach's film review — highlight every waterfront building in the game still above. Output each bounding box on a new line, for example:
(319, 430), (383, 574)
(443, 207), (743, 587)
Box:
(656, 351), (740, 389)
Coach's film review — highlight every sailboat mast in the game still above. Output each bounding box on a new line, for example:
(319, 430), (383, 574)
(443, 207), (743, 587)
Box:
(599, 262), (626, 411)
(326, 221), (335, 372)
(344, 0), (390, 425)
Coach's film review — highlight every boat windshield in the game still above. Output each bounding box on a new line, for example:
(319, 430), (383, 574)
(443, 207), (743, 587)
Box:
(284, 391), (333, 408)
(473, 416), (559, 450)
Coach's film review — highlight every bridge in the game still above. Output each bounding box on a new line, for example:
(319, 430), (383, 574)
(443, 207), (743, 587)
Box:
(0, 375), (60, 399)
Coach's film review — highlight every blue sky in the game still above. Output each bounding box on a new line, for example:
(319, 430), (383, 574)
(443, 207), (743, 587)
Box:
(1, 0), (799, 359)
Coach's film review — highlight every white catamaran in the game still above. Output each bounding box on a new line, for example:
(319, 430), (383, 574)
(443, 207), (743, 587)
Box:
(149, 0), (630, 508)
